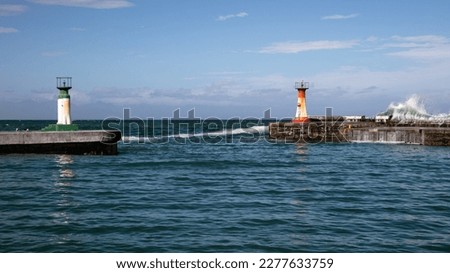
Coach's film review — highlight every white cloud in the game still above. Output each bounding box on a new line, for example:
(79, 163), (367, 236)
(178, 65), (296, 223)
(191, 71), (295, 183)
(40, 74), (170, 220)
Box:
(66, 74), (292, 110)
(29, 0), (134, 9)
(259, 40), (359, 54)
(217, 11), (248, 21)
(383, 35), (448, 49)
(391, 35), (448, 44)
(388, 45), (450, 60)
(321, 13), (359, 20)
(384, 35), (450, 60)
(92, 86), (241, 107)
(0, 26), (18, 33)
(0, 4), (27, 16)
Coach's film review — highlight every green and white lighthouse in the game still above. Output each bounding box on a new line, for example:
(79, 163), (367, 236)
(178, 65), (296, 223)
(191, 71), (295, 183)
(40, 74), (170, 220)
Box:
(57, 77), (72, 125)
(42, 77), (78, 131)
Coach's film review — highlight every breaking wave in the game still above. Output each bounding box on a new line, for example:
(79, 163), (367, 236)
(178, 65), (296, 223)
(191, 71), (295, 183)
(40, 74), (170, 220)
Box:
(122, 125), (268, 142)
(379, 94), (450, 121)
(175, 125), (268, 138)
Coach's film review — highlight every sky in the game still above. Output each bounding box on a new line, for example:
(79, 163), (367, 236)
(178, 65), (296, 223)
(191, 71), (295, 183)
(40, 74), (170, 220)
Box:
(1, 0), (450, 119)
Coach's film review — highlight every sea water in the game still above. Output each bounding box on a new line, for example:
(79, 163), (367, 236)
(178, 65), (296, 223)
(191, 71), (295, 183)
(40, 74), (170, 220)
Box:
(0, 120), (449, 252)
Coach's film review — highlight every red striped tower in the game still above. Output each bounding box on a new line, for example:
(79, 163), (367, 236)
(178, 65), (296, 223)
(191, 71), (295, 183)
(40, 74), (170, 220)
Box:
(292, 81), (310, 123)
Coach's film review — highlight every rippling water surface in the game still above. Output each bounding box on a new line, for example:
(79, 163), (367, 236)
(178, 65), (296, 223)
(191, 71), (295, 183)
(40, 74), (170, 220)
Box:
(1, 121), (449, 252)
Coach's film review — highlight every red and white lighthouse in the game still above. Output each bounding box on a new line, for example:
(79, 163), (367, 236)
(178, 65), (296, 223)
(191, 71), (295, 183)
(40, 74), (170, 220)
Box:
(292, 81), (309, 123)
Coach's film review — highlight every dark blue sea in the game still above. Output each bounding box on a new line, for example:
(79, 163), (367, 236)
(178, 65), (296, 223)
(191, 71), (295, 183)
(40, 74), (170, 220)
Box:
(0, 120), (449, 252)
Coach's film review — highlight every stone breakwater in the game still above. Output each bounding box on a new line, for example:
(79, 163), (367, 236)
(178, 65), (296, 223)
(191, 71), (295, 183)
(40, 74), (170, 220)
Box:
(0, 130), (122, 155)
(269, 118), (450, 146)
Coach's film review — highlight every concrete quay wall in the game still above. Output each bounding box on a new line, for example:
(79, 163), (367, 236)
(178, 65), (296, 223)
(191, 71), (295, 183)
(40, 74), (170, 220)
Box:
(269, 122), (450, 146)
(344, 127), (449, 146)
(345, 127), (423, 144)
(0, 130), (122, 155)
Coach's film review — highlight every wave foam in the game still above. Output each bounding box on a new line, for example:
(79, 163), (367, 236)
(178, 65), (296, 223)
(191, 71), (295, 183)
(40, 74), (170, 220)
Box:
(379, 94), (450, 121)
(174, 125), (268, 138)
(122, 125), (268, 142)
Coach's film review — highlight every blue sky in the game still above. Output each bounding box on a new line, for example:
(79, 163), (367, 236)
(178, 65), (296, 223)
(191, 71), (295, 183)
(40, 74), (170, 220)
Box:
(1, 0), (449, 119)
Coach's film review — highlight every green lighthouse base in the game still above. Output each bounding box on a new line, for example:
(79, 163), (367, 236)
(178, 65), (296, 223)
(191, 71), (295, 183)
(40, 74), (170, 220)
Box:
(42, 124), (79, 131)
